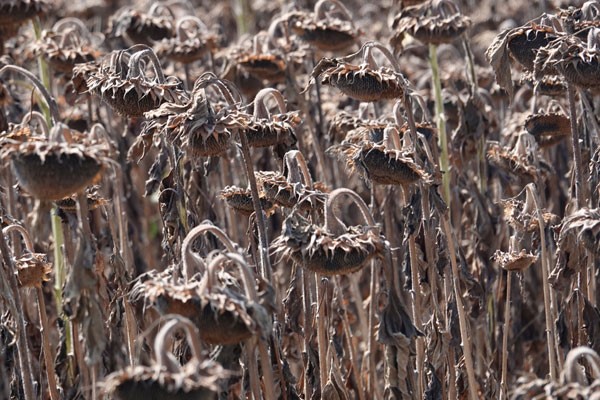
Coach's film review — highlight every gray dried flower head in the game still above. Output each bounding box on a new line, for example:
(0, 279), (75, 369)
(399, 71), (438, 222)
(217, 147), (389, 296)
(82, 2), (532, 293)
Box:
(331, 141), (429, 186)
(286, 0), (360, 52)
(486, 15), (560, 97)
(53, 185), (108, 213)
(487, 132), (553, 182)
(272, 188), (387, 275)
(139, 73), (236, 159)
(1, 123), (109, 200)
(510, 347), (600, 400)
(220, 88), (299, 150)
(228, 30), (288, 83)
(493, 250), (538, 272)
(15, 252), (52, 288)
(499, 196), (558, 234)
(75, 46), (183, 117)
(31, 18), (101, 75)
(273, 214), (386, 275)
(308, 41), (408, 102)
(107, 3), (174, 46)
(219, 185), (276, 217)
(535, 27), (600, 89)
(102, 316), (230, 400)
(329, 124), (430, 187)
(391, 0), (471, 49)
(0, 0), (49, 26)
(524, 112), (570, 147)
(156, 16), (218, 65)
(256, 170), (327, 211)
(327, 111), (388, 143)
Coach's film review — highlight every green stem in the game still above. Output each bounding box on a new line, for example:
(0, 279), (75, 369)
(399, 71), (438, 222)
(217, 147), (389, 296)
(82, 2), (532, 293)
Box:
(429, 44), (451, 205)
(33, 17), (52, 128)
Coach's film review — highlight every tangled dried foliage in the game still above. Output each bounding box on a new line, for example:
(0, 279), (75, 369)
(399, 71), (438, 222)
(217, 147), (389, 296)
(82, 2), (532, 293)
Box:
(2, 1), (600, 400)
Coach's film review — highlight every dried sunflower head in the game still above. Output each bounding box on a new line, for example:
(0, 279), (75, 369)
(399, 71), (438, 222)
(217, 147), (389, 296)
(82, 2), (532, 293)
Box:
(511, 347), (600, 400)
(15, 252), (51, 288)
(1, 123), (109, 200)
(54, 185), (108, 213)
(141, 73), (236, 159)
(31, 18), (102, 75)
(0, 0), (49, 26)
(331, 140), (429, 187)
(286, 0), (360, 52)
(535, 27), (600, 89)
(391, 0), (471, 49)
(227, 30), (288, 83)
(329, 124), (430, 187)
(130, 250), (273, 346)
(499, 190), (559, 234)
(487, 132), (552, 182)
(102, 316), (229, 400)
(219, 185), (276, 217)
(493, 249), (538, 272)
(75, 46), (183, 117)
(327, 111), (388, 143)
(273, 187), (387, 275)
(486, 15), (561, 97)
(156, 16), (219, 65)
(220, 88), (299, 151)
(308, 41), (408, 102)
(272, 213), (386, 276)
(524, 112), (570, 148)
(107, 4), (175, 46)
(256, 170), (327, 211)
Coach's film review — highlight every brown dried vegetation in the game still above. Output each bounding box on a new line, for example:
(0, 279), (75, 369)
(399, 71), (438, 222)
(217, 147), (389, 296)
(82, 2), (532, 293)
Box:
(1, 1), (600, 400)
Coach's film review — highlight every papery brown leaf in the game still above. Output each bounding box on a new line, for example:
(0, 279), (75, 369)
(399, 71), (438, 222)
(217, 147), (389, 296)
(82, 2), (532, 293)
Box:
(486, 28), (514, 98)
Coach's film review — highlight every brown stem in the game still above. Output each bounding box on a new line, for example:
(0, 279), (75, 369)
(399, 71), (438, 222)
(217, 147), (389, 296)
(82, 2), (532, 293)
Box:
(128, 48), (166, 83)
(500, 270), (512, 400)
(253, 88), (287, 119)
(0, 65), (60, 125)
(439, 213), (479, 400)
(0, 223), (35, 400)
(283, 150), (313, 189)
(314, 0), (353, 21)
(237, 127), (272, 281)
(301, 268), (314, 399)
(324, 188), (376, 234)
(355, 41), (401, 72)
(525, 183), (558, 380)
(400, 187), (425, 400)
(175, 16), (208, 41)
(567, 85), (587, 207)
(316, 275), (329, 394)
(21, 110), (50, 136)
(154, 316), (203, 373)
(181, 223), (237, 283)
(1, 224), (60, 399)
(37, 286), (60, 400)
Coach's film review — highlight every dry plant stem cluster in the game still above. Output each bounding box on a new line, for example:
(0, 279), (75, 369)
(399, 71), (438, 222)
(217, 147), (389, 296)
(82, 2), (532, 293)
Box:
(3, 0), (600, 399)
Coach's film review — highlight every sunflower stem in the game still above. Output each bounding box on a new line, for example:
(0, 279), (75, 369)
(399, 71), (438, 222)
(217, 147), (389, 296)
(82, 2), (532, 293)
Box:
(567, 85), (587, 208)
(525, 183), (558, 380)
(439, 213), (478, 400)
(401, 187), (425, 400)
(429, 44), (451, 206)
(316, 276), (329, 395)
(0, 222), (35, 400)
(500, 269), (512, 400)
(237, 129), (272, 280)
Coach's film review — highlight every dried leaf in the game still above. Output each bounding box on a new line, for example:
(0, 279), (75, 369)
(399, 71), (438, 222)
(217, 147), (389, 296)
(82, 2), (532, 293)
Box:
(486, 28), (514, 98)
